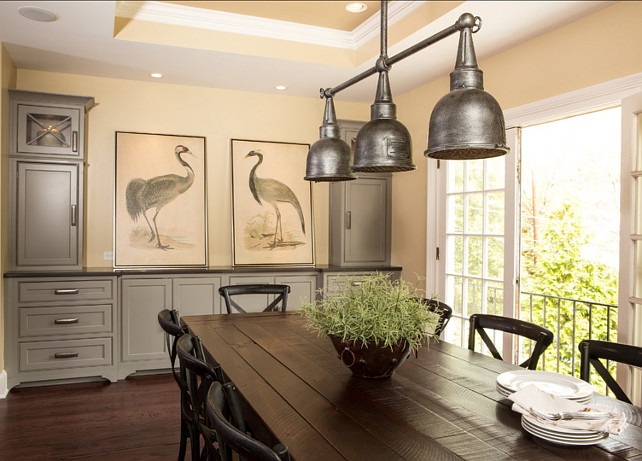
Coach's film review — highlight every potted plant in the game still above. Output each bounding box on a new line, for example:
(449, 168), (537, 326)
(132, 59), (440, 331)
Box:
(300, 272), (441, 379)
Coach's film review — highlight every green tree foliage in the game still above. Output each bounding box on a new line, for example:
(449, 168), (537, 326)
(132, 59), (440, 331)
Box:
(520, 203), (618, 389)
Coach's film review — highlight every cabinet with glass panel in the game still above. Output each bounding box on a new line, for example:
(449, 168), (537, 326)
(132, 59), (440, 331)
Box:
(8, 89), (94, 270)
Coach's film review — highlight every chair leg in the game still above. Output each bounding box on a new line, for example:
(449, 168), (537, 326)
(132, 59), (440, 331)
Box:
(188, 423), (201, 461)
(178, 418), (188, 461)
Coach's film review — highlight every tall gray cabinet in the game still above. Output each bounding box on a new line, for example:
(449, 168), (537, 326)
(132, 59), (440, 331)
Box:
(329, 120), (392, 266)
(8, 89), (94, 271)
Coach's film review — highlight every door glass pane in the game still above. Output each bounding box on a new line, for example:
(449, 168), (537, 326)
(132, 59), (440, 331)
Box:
(444, 157), (506, 347)
(466, 160), (484, 191)
(487, 192), (504, 234)
(466, 193), (483, 233)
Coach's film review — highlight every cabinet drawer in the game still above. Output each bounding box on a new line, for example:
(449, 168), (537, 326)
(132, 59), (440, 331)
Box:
(19, 338), (112, 372)
(324, 273), (370, 295)
(18, 279), (114, 304)
(19, 305), (112, 337)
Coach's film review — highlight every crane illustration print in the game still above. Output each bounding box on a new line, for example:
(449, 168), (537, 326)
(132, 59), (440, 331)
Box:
(115, 132), (207, 268)
(232, 139), (313, 266)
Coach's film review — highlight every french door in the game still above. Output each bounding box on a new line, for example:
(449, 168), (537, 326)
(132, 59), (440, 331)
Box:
(428, 75), (642, 401)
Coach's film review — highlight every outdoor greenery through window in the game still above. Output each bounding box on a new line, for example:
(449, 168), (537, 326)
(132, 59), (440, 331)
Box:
(519, 107), (621, 393)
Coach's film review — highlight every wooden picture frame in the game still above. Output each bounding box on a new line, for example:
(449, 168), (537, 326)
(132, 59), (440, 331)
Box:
(231, 139), (314, 266)
(114, 131), (207, 268)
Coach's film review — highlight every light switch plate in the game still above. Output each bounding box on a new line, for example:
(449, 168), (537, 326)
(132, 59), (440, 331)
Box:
(104, 251), (113, 261)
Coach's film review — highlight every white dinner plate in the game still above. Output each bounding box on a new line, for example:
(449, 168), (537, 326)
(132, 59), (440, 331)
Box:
(522, 415), (603, 438)
(497, 370), (594, 400)
(521, 415), (608, 446)
(495, 382), (593, 404)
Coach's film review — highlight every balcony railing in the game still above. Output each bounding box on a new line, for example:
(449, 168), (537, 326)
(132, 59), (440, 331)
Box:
(519, 292), (618, 381)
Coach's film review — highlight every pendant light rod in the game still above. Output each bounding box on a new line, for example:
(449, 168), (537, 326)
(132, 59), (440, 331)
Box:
(321, 11), (477, 100)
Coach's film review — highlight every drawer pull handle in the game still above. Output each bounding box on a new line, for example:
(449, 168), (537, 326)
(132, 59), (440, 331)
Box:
(55, 318), (79, 325)
(54, 289), (79, 295)
(351, 281), (363, 287)
(54, 352), (79, 359)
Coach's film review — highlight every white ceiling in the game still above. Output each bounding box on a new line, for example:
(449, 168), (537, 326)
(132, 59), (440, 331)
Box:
(0, 1), (614, 103)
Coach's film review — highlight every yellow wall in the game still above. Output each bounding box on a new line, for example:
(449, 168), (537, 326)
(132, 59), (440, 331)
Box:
(15, 71), (370, 268)
(1, 43), (17, 374)
(392, 1), (642, 291)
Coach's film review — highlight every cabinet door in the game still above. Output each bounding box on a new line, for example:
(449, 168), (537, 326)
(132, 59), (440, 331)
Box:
(344, 177), (390, 264)
(17, 104), (81, 157)
(173, 277), (222, 316)
(274, 274), (317, 310)
(121, 278), (171, 362)
(14, 161), (80, 269)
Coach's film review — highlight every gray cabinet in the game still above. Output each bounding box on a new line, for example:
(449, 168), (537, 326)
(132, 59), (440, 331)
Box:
(8, 90), (94, 271)
(4, 276), (118, 390)
(118, 274), (223, 378)
(11, 159), (82, 269)
(330, 120), (392, 267)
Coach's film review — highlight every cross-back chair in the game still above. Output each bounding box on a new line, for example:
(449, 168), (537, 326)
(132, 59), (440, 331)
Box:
(176, 333), (227, 461)
(205, 381), (291, 461)
(158, 309), (193, 461)
(468, 314), (554, 370)
(415, 298), (453, 337)
(219, 284), (291, 314)
(579, 339), (642, 404)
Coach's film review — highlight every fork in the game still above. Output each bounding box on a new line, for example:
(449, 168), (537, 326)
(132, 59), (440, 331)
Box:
(530, 407), (611, 421)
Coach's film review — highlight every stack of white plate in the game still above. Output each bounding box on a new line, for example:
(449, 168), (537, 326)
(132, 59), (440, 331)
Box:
(521, 414), (608, 446)
(496, 369), (594, 404)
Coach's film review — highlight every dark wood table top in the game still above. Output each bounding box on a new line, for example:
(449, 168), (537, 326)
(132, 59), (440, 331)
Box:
(183, 312), (642, 461)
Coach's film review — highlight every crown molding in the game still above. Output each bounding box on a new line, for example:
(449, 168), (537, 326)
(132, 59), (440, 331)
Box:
(116, 1), (425, 50)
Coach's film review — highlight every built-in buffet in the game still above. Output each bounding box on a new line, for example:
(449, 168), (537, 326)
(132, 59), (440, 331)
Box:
(3, 266), (401, 390)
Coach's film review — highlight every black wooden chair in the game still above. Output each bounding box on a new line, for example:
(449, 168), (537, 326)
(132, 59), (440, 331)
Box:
(468, 314), (554, 370)
(579, 339), (642, 404)
(158, 309), (192, 461)
(219, 284), (291, 314)
(176, 333), (227, 461)
(205, 381), (291, 461)
(415, 298), (453, 337)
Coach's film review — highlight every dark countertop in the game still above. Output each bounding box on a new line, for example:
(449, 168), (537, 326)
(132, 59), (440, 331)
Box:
(3, 265), (403, 278)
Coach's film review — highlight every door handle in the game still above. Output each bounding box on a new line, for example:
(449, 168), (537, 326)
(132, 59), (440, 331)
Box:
(72, 131), (78, 152)
(346, 211), (351, 230)
(71, 205), (77, 226)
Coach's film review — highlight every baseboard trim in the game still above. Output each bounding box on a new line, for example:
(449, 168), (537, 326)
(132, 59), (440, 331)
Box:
(0, 370), (8, 399)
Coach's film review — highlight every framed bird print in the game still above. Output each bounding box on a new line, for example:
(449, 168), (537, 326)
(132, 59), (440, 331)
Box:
(231, 139), (314, 266)
(114, 131), (207, 268)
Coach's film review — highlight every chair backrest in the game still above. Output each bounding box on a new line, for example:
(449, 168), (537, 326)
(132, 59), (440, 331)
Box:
(579, 339), (642, 404)
(157, 309), (188, 378)
(219, 284), (291, 314)
(176, 334), (226, 420)
(468, 314), (554, 370)
(205, 381), (290, 461)
(415, 298), (453, 337)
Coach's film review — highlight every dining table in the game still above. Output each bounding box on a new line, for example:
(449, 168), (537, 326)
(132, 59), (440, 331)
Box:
(183, 311), (642, 460)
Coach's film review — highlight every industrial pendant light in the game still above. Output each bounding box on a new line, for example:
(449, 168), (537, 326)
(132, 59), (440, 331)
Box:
(305, 97), (356, 181)
(304, 2), (509, 182)
(425, 15), (509, 160)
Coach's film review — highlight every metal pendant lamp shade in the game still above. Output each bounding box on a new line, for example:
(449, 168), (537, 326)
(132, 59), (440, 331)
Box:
(305, 97), (356, 182)
(352, 71), (415, 173)
(425, 19), (509, 160)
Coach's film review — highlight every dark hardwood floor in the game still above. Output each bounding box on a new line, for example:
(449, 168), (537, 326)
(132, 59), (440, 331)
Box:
(0, 374), (187, 460)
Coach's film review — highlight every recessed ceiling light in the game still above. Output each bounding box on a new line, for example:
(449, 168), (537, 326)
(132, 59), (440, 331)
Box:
(275, 85), (287, 91)
(150, 73), (164, 78)
(345, 2), (368, 13)
(18, 6), (58, 22)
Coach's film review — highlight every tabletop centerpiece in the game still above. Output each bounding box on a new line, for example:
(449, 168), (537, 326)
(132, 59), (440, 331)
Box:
(300, 272), (441, 378)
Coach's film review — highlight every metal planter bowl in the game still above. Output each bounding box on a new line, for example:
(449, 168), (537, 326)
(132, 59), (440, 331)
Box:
(328, 334), (410, 379)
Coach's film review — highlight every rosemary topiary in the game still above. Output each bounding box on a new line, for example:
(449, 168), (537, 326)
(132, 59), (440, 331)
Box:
(300, 272), (440, 353)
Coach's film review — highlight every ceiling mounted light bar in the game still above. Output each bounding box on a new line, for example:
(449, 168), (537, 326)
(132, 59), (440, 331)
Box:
(305, 0), (509, 182)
